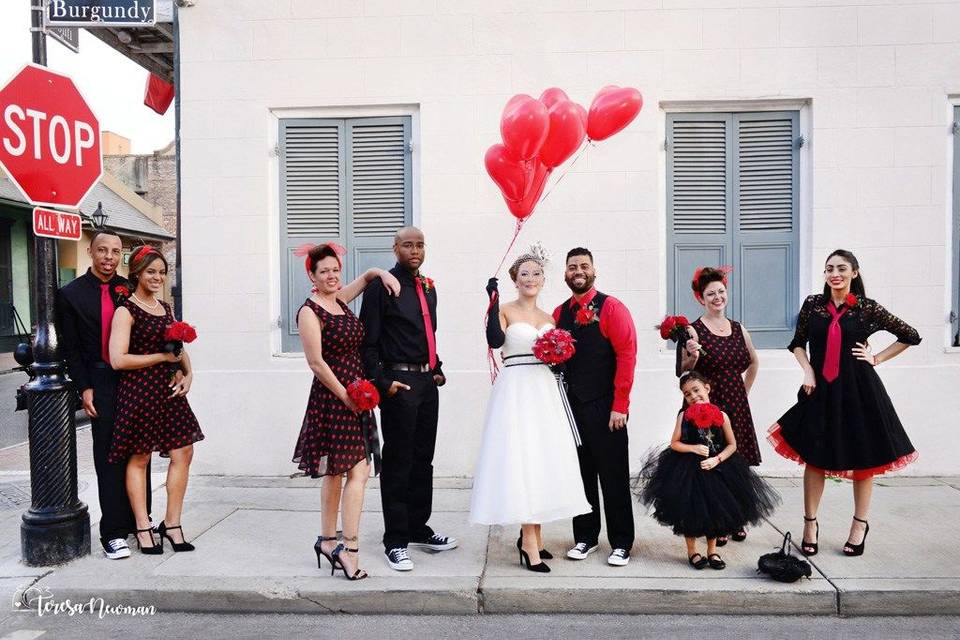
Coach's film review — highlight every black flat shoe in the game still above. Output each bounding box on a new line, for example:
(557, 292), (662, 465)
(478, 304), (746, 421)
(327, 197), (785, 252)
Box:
(731, 529), (747, 542)
(707, 553), (726, 570)
(716, 535), (728, 547)
(157, 521), (195, 552)
(801, 516), (819, 557)
(688, 553), (708, 570)
(842, 516), (870, 557)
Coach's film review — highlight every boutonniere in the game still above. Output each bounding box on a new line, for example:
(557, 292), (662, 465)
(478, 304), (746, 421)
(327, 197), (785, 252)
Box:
(114, 284), (130, 300)
(844, 293), (859, 308)
(575, 302), (600, 326)
(418, 275), (434, 293)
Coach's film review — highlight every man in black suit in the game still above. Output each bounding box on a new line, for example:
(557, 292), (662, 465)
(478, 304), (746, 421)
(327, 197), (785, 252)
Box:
(56, 230), (150, 559)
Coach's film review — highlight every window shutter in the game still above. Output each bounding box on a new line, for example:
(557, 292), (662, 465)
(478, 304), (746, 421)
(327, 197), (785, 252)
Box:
(667, 113), (733, 324)
(732, 111), (799, 349)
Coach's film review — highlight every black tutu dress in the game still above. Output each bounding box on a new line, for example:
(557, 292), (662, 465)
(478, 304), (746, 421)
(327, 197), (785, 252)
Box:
(768, 294), (920, 479)
(635, 413), (779, 539)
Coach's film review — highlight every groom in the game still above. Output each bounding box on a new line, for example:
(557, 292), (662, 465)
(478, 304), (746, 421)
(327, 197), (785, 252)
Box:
(553, 247), (637, 566)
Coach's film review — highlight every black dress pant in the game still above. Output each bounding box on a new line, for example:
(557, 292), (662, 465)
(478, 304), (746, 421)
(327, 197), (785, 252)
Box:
(570, 394), (634, 551)
(90, 366), (151, 543)
(378, 370), (438, 550)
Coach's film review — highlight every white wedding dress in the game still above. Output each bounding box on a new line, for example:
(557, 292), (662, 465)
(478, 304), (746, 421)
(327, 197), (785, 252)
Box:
(469, 322), (591, 525)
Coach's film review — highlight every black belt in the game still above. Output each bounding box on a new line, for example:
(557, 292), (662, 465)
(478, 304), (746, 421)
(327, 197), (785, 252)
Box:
(385, 362), (431, 372)
(503, 354), (544, 368)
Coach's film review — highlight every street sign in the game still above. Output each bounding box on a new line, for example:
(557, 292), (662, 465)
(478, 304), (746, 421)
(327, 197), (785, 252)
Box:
(45, 26), (80, 53)
(32, 207), (82, 240)
(45, 0), (156, 27)
(0, 64), (102, 209)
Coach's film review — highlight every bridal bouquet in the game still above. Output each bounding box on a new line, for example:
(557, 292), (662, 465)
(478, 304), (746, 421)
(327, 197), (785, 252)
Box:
(684, 402), (724, 430)
(532, 328), (576, 365)
(163, 321), (197, 381)
(347, 379), (380, 411)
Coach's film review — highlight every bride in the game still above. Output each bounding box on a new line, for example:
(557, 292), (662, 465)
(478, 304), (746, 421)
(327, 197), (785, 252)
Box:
(469, 247), (591, 573)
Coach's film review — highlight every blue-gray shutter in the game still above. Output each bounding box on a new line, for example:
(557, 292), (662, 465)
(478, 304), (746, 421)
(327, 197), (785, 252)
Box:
(952, 106), (960, 346)
(731, 111), (799, 349)
(279, 116), (412, 352)
(667, 111), (799, 349)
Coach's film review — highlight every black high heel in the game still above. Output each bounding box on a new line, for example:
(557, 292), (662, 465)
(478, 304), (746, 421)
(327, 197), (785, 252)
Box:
(842, 516), (870, 557)
(330, 544), (368, 581)
(518, 529), (553, 559)
(516, 536), (550, 573)
(801, 516), (819, 556)
(314, 535), (340, 571)
(135, 527), (163, 555)
(157, 521), (195, 552)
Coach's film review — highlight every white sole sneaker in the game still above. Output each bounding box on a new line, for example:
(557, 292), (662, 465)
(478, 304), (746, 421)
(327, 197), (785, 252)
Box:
(607, 554), (630, 566)
(566, 544), (599, 560)
(385, 555), (414, 571)
(102, 541), (131, 560)
(408, 539), (458, 552)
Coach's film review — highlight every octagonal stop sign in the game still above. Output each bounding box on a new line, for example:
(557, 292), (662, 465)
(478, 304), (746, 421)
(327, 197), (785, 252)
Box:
(0, 64), (101, 209)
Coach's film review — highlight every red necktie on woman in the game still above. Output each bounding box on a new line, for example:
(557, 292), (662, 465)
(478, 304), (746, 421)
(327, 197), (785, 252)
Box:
(100, 284), (115, 364)
(822, 301), (847, 383)
(414, 278), (437, 369)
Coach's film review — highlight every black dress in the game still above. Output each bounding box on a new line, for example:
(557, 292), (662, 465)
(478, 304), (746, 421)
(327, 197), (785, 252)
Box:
(293, 299), (376, 478)
(768, 294), (921, 479)
(691, 318), (761, 466)
(634, 412), (779, 539)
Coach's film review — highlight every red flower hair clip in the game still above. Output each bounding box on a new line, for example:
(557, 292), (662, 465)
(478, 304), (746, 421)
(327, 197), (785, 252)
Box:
(294, 242), (348, 274)
(692, 265), (733, 302)
(132, 246), (158, 264)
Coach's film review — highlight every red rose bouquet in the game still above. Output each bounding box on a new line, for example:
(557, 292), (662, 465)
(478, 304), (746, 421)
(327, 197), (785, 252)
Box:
(164, 321), (198, 355)
(346, 379), (380, 412)
(532, 328), (576, 365)
(684, 402), (724, 430)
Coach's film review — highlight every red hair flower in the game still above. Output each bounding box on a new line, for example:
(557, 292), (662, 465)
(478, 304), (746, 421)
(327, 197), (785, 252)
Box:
(114, 285), (130, 298)
(164, 321), (198, 344)
(845, 293), (859, 308)
(532, 328), (576, 365)
(684, 403), (724, 429)
(347, 379), (380, 412)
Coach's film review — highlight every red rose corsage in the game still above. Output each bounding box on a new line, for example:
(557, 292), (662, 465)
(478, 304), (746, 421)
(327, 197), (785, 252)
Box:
(114, 284), (130, 299)
(346, 379), (380, 411)
(684, 402), (724, 430)
(418, 275), (434, 293)
(532, 328), (576, 365)
(575, 303), (599, 326)
(845, 293), (859, 308)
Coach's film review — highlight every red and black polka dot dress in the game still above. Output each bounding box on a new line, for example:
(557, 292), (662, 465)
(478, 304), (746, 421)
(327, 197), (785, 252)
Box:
(692, 318), (761, 466)
(108, 300), (204, 463)
(293, 298), (368, 477)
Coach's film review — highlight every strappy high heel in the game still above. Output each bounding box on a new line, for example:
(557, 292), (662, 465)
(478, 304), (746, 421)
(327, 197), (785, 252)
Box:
(516, 535), (550, 573)
(156, 521), (195, 552)
(314, 535), (340, 571)
(330, 544), (368, 581)
(843, 516), (870, 557)
(135, 527), (163, 555)
(801, 516), (819, 556)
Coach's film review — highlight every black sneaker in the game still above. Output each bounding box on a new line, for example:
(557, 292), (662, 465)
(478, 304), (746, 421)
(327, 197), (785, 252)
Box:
(102, 538), (131, 560)
(385, 547), (414, 571)
(409, 533), (458, 552)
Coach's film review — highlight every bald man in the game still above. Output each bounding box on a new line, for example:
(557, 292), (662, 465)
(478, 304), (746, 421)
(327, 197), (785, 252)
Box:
(360, 227), (458, 571)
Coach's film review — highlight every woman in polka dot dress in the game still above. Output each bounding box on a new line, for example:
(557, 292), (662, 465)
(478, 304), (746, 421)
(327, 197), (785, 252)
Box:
(293, 243), (400, 581)
(680, 267), (761, 544)
(108, 246), (204, 555)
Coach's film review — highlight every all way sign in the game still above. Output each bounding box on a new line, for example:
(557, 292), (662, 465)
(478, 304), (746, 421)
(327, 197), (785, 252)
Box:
(33, 207), (82, 241)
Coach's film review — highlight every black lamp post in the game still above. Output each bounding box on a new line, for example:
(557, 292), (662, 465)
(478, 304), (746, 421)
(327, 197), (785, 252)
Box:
(91, 201), (108, 229)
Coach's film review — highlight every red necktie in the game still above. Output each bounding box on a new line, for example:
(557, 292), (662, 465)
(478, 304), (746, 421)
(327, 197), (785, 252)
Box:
(822, 301), (847, 383)
(100, 284), (114, 364)
(414, 278), (437, 369)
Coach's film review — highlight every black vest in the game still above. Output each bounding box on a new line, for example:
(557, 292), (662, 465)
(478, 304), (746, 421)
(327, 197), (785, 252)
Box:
(556, 292), (617, 403)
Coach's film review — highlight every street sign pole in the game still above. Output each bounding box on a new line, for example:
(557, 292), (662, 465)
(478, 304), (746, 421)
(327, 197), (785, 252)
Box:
(20, 0), (90, 566)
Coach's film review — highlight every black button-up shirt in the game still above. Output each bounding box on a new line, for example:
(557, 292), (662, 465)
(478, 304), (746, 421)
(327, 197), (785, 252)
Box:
(359, 264), (443, 392)
(56, 268), (129, 391)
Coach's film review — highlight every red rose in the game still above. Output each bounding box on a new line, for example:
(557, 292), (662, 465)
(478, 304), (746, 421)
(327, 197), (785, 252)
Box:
(164, 321), (198, 344)
(532, 328), (576, 365)
(658, 316), (677, 340)
(675, 315), (690, 327)
(845, 293), (858, 308)
(684, 402), (723, 429)
(114, 285), (130, 298)
(575, 307), (596, 326)
(347, 379), (380, 411)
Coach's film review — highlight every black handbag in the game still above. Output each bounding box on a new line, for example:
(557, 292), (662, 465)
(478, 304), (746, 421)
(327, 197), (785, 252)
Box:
(757, 531), (812, 583)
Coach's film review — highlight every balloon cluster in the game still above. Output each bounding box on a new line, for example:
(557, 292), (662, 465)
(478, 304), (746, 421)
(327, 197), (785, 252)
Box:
(485, 85), (643, 221)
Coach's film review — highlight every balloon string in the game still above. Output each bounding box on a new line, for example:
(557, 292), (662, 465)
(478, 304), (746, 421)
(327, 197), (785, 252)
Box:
(492, 217), (525, 278)
(536, 140), (593, 207)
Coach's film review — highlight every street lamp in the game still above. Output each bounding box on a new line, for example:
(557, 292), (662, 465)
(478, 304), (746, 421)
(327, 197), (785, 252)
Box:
(91, 201), (108, 229)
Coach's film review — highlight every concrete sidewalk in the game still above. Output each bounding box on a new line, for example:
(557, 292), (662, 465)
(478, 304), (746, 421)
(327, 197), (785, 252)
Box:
(1, 433), (958, 616)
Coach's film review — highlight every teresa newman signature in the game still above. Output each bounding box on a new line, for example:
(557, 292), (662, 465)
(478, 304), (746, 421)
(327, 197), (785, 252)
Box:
(13, 585), (157, 618)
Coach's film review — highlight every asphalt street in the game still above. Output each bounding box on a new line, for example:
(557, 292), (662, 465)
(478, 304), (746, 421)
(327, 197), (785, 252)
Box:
(0, 371), (89, 450)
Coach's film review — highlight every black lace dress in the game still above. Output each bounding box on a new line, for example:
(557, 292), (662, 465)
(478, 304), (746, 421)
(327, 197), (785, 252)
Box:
(768, 294), (921, 479)
(634, 414), (779, 539)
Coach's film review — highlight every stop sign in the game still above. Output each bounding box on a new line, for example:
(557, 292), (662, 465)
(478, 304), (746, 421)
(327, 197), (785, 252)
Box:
(0, 64), (101, 209)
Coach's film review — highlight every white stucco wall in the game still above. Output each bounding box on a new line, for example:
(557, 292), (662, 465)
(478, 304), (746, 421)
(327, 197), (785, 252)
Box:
(177, 1), (960, 477)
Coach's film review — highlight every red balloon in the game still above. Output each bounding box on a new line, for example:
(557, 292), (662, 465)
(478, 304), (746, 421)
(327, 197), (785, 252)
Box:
(500, 94), (549, 161)
(575, 103), (588, 128)
(539, 87), (570, 110)
(485, 143), (535, 202)
(505, 159), (550, 220)
(539, 100), (586, 168)
(586, 86), (643, 141)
